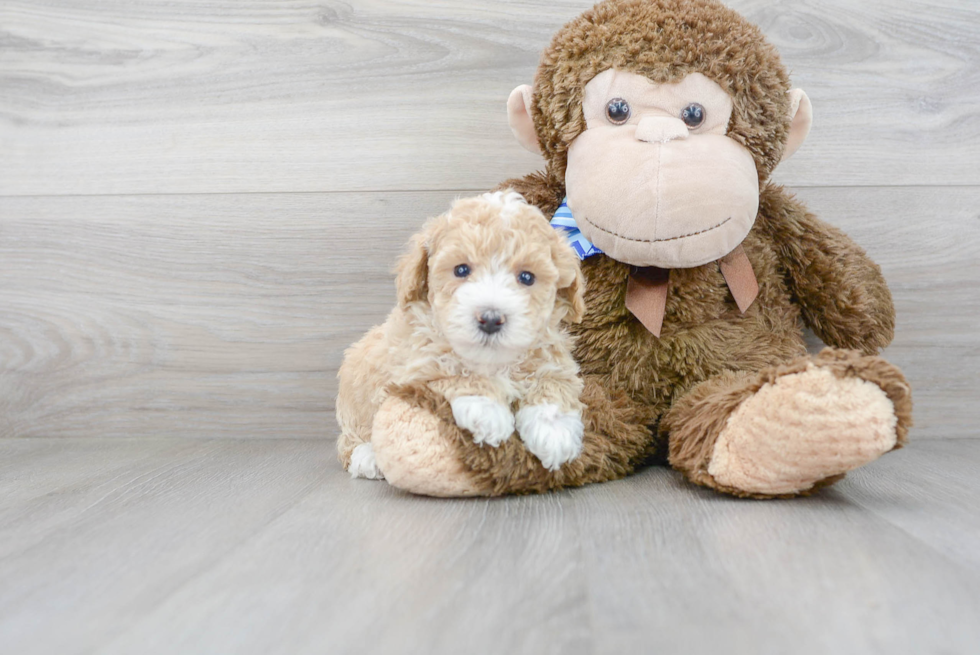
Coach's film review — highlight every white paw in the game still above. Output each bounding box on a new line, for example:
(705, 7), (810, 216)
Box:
(450, 395), (515, 447)
(516, 404), (584, 471)
(349, 442), (384, 480)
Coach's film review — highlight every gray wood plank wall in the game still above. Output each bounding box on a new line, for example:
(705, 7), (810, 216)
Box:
(1, 0), (978, 441)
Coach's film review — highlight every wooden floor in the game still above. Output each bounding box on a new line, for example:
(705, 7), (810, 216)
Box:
(0, 438), (978, 654)
(2, 1), (980, 653)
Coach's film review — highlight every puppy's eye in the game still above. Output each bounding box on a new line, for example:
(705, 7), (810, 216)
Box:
(517, 271), (535, 286)
(681, 103), (705, 128)
(605, 98), (631, 125)
(454, 264), (471, 278)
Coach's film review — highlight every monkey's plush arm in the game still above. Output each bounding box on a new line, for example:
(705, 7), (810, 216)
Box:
(494, 172), (564, 216)
(760, 186), (895, 355)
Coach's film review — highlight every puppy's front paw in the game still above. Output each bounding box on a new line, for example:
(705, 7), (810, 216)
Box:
(516, 404), (584, 471)
(349, 442), (385, 480)
(450, 395), (515, 447)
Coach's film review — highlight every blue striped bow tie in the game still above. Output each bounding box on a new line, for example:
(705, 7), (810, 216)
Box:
(550, 198), (603, 260)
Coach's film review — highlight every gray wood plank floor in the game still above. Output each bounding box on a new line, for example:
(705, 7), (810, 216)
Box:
(1, 438), (978, 655)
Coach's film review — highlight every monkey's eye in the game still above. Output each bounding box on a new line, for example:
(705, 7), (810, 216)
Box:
(605, 98), (631, 125)
(454, 264), (471, 278)
(517, 271), (535, 286)
(681, 103), (705, 128)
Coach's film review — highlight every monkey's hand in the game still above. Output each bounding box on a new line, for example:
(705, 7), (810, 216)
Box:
(762, 187), (895, 355)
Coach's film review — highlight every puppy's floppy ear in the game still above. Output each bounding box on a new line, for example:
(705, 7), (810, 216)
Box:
(550, 233), (586, 323)
(395, 231), (430, 307)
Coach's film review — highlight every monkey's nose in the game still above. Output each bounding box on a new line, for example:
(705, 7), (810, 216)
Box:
(635, 117), (689, 144)
(477, 310), (506, 335)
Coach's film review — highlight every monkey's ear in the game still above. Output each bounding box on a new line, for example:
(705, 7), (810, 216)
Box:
(781, 89), (813, 163)
(395, 232), (429, 308)
(507, 85), (542, 154)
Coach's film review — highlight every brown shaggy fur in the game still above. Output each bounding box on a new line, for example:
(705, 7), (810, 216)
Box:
(531, 0), (794, 185)
(386, 376), (657, 496)
(663, 348), (912, 499)
(369, 0), (912, 498)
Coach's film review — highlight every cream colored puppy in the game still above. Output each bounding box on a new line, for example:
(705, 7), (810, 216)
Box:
(336, 191), (587, 479)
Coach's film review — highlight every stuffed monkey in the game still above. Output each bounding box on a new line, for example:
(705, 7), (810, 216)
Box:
(365, 0), (912, 498)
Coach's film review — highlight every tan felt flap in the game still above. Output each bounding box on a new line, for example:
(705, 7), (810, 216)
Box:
(719, 244), (759, 314)
(626, 267), (670, 338)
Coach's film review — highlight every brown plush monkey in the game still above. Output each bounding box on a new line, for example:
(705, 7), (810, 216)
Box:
(365, 0), (913, 498)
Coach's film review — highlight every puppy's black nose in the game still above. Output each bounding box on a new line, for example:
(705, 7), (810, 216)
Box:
(477, 310), (505, 335)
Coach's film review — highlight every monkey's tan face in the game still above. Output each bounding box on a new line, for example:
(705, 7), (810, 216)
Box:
(565, 70), (760, 268)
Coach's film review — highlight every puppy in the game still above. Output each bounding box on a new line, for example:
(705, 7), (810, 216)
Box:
(336, 190), (587, 479)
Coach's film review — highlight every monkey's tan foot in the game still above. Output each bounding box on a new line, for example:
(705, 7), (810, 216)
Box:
(371, 394), (484, 498)
(709, 365), (898, 495)
(666, 349), (912, 498)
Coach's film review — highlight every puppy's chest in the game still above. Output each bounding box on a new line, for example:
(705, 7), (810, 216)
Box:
(476, 369), (528, 404)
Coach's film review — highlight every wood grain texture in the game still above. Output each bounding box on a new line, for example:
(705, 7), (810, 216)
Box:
(0, 438), (329, 654)
(0, 191), (447, 439)
(573, 442), (980, 655)
(1, 0), (978, 195)
(1, 187), (976, 440)
(840, 439), (980, 572)
(0, 438), (978, 655)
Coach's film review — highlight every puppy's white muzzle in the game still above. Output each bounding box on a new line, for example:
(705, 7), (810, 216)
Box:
(444, 268), (534, 366)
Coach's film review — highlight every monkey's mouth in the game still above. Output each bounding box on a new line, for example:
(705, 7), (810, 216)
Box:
(575, 206), (754, 268)
(580, 215), (733, 244)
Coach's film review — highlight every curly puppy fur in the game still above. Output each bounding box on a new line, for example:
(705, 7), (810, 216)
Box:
(425, 0), (911, 497)
(336, 192), (587, 475)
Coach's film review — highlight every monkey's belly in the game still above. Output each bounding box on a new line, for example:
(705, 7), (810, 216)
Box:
(572, 249), (807, 412)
